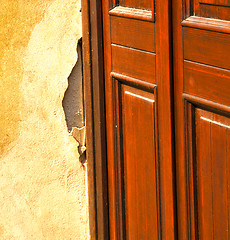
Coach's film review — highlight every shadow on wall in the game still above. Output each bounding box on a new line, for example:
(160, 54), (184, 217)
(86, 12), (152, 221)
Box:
(63, 38), (84, 130)
(62, 38), (86, 164)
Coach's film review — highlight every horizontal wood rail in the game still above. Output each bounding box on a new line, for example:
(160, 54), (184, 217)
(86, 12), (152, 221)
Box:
(111, 72), (156, 92)
(109, 6), (153, 21)
(182, 16), (230, 34)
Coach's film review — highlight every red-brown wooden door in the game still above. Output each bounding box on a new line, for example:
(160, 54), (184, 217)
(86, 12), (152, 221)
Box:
(173, 0), (230, 239)
(101, 0), (230, 239)
(102, 0), (175, 239)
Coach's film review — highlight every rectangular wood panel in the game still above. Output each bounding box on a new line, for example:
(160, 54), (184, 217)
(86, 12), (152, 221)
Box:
(119, 0), (153, 10)
(183, 27), (230, 69)
(184, 60), (230, 106)
(111, 16), (155, 52)
(199, 0), (230, 6)
(194, 0), (230, 20)
(109, 6), (153, 21)
(112, 44), (156, 83)
(121, 85), (159, 240)
(195, 109), (230, 239)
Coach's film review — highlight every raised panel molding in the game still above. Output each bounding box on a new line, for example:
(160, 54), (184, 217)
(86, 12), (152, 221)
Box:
(116, 83), (160, 239)
(185, 101), (230, 240)
(109, 0), (155, 21)
(194, 0), (230, 20)
(119, 0), (153, 10)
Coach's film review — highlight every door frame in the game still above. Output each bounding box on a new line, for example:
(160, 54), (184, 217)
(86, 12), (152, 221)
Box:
(81, 0), (109, 239)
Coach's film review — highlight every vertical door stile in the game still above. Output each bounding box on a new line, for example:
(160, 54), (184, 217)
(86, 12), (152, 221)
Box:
(102, 0), (176, 239)
(173, 0), (230, 238)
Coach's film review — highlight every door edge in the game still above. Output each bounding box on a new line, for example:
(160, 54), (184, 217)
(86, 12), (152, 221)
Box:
(82, 0), (109, 239)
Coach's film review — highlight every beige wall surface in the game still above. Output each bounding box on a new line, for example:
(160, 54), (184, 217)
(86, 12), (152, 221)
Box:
(0, 0), (89, 239)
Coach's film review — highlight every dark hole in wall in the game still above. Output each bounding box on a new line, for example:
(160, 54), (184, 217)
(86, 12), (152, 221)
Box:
(63, 38), (85, 131)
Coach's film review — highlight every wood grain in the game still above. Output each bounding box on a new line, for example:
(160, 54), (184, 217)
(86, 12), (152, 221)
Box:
(195, 109), (230, 239)
(184, 27), (230, 70)
(112, 44), (156, 83)
(194, 0), (230, 20)
(109, 6), (153, 21)
(184, 60), (230, 106)
(119, 0), (153, 10)
(111, 16), (155, 52)
(121, 85), (159, 240)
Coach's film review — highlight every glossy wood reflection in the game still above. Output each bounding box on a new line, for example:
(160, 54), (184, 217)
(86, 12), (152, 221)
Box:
(112, 44), (156, 84)
(194, 0), (230, 20)
(121, 85), (159, 240)
(184, 27), (230, 70)
(111, 16), (155, 52)
(195, 109), (230, 239)
(184, 60), (230, 106)
(119, 0), (153, 10)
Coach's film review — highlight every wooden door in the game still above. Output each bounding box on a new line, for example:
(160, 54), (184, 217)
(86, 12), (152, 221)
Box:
(173, 0), (230, 239)
(102, 0), (176, 239)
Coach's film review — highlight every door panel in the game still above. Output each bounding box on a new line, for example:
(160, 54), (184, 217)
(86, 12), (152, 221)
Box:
(119, 0), (153, 10)
(194, 0), (230, 20)
(196, 109), (230, 239)
(184, 61), (230, 106)
(183, 28), (230, 69)
(112, 45), (156, 83)
(111, 16), (155, 52)
(121, 85), (159, 240)
(185, 105), (230, 239)
(102, 0), (175, 239)
(173, 0), (230, 238)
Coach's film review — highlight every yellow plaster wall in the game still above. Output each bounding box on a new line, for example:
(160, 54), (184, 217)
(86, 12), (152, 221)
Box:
(0, 0), (89, 239)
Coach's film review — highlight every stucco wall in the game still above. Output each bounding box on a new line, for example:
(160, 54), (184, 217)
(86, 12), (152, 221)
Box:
(0, 0), (89, 239)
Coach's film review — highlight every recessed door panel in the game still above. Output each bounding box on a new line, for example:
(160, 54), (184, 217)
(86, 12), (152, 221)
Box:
(194, 0), (230, 20)
(195, 109), (230, 239)
(185, 106), (230, 239)
(121, 85), (159, 240)
(119, 0), (153, 11)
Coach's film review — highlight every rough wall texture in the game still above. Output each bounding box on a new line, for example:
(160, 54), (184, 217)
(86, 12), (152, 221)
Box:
(0, 0), (89, 239)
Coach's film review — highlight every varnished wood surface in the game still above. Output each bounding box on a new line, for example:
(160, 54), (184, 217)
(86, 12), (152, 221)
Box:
(121, 85), (159, 240)
(81, 0), (97, 238)
(82, 0), (111, 239)
(111, 72), (156, 92)
(194, 0), (230, 20)
(109, 6), (153, 21)
(196, 109), (230, 239)
(174, 0), (230, 237)
(184, 60), (230, 106)
(111, 16), (155, 52)
(87, 0), (109, 239)
(85, 0), (230, 238)
(102, 0), (175, 239)
(182, 16), (230, 34)
(119, 0), (153, 11)
(184, 27), (230, 70)
(112, 44), (156, 83)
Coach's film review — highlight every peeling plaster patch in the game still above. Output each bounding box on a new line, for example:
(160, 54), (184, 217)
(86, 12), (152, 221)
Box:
(63, 39), (84, 132)
(0, 0), (89, 239)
